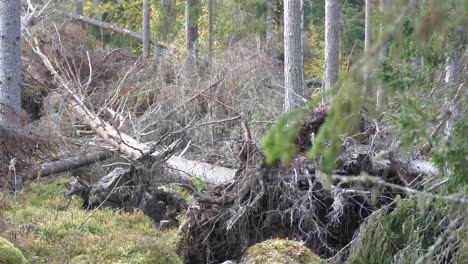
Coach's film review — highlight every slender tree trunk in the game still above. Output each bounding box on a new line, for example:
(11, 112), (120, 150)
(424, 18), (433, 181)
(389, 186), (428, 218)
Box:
(185, 0), (199, 73)
(266, 0), (277, 40)
(323, 0), (341, 93)
(284, 0), (304, 112)
(444, 46), (463, 137)
(376, 0), (387, 110)
(74, 0), (84, 15)
(364, 0), (372, 91)
(142, 0), (151, 56)
(0, 0), (22, 128)
(379, 0), (388, 58)
(207, 0), (213, 63)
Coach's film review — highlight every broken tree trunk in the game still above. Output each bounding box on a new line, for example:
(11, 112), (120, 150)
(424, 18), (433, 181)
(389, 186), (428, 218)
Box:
(24, 150), (113, 180)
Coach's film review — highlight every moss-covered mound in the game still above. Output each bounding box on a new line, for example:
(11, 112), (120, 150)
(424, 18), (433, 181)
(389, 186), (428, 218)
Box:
(0, 237), (29, 264)
(241, 239), (322, 264)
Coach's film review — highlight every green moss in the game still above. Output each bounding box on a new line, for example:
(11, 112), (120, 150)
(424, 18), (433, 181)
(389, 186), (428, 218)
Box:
(241, 239), (321, 264)
(1, 177), (182, 264)
(0, 237), (29, 264)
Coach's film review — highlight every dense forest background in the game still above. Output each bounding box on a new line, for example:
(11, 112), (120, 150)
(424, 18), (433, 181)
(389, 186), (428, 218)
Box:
(0, 0), (466, 263)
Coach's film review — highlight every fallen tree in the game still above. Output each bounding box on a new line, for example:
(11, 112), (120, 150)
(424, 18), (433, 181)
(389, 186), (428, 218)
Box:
(33, 41), (236, 185)
(176, 106), (440, 264)
(24, 150), (113, 180)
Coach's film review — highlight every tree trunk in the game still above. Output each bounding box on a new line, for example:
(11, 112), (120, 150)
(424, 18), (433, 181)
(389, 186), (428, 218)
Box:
(68, 14), (153, 43)
(379, 0), (388, 58)
(74, 0), (84, 15)
(142, 0), (151, 56)
(364, 0), (372, 93)
(323, 0), (341, 93)
(24, 151), (113, 180)
(266, 0), (277, 40)
(0, 0), (22, 128)
(376, 0), (387, 111)
(185, 0), (200, 73)
(207, 0), (213, 63)
(284, 0), (304, 113)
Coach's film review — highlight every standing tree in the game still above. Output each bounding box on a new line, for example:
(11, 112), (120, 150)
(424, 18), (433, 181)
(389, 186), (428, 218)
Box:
(207, 0), (213, 64)
(284, 0), (304, 112)
(142, 0), (151, 56)
(265, 0), (277, 40)
(364, 0), (372, 92)
(185, 0), (199, 73)
(0, 0), (22, 128)
(323, 0), (341, 93)
(74, 0), (84, 15)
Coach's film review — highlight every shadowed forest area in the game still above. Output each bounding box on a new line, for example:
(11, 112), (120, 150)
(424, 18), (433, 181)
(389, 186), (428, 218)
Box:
(0, 0), (466, 263)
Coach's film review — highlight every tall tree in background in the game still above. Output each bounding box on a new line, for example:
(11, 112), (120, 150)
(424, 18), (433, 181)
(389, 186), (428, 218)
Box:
(379, 0), (388, 58)
(74, 0), (84, 15)
(142, 0), (151, 56)
(266, 0), (277, 40)
(185, 0), (200, 72)
(323, 0), (341, 93)
(0, 0), (22, 128)
(364, 0), (372, 91)
(207, 0), (213, 63)
(284, 0), (304, 112)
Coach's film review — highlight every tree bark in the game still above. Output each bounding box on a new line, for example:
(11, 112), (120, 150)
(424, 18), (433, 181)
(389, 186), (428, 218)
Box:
(142, 0), (151, 56)
(364, 0), (372, 94)
(74, 0), (84, 15)
(379, 0), (388, 59)
(207, 0), (213, 63)
(185, 0), (200, 73)
(266, 0), (277, 40)
(0, 0), (22, 128)
(68, 14), (153, 44)
(284, 0), (304, 113)
(24, 151), (113, 180)
(323, 0), (341, 93)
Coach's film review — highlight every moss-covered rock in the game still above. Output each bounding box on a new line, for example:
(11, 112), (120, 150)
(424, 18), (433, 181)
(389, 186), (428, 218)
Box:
(241, 239), (322, 264)
(0, 237), (29, 264)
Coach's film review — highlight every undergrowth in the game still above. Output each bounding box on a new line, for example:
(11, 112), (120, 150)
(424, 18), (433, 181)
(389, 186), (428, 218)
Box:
(0, 177), (181, 264)
(346, 197), (467, 264)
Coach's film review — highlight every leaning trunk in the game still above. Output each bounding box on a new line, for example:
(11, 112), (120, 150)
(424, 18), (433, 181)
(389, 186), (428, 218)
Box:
(323, 0), (341, 93)
(284, 0), (304, 112)
(0, 0), (22, 128)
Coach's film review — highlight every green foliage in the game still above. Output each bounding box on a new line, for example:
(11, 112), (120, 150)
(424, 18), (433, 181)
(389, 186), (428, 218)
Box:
(1, 178), (182, 264)
(262, 109), (306, 165)
(431, 120), (468, 193)
(0, 237), (29, 264)
(191, 174), (207, 193)
(241, 239), (322, 264)
(347, 198), (446, 264)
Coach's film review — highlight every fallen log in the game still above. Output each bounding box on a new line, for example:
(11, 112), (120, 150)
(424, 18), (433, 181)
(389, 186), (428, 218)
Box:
(24, 150), (113, 180)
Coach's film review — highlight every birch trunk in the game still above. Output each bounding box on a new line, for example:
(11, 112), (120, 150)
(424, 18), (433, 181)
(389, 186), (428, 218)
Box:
(0, 0), (22, 128)
(284, 0), (304, 113)
(323, 0), (341, 93)
(142, 0), (151, 56)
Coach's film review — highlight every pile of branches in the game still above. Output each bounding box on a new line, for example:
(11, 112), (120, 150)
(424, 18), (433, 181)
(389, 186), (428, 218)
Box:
(177, 107), (434, 264)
